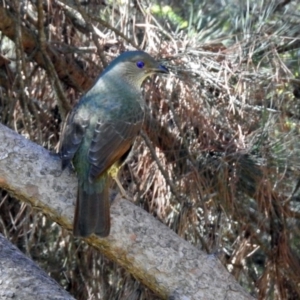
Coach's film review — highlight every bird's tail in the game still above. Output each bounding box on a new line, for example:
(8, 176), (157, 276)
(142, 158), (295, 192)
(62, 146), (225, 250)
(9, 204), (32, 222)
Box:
(73, 176), (111, 237)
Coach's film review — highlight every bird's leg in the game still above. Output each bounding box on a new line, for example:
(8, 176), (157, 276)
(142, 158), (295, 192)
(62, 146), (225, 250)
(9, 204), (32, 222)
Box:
(113, 175), (130, 200)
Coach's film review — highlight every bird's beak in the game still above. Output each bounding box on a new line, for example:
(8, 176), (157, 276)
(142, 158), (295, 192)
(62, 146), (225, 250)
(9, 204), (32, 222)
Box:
(156, 64), (169, 74)
(147, 63), (169, 74)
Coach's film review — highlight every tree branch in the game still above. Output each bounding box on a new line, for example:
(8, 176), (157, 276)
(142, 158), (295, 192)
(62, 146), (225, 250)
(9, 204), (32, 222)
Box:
(0, 4), (93, 91)
(0, 123), (253, 299)
(0, 234), (74, 300)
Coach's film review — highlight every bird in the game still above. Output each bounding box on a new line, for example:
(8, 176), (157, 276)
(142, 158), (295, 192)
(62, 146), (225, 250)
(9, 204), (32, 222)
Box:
(59, 51), (169, 237)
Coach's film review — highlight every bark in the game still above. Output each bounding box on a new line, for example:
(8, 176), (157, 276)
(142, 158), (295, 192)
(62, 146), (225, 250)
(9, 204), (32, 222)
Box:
(0, 234), (74, 300)
(0, 123), (254, 299)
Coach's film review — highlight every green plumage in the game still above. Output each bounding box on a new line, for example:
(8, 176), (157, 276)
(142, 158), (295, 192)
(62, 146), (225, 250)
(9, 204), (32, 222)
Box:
(59, 51), (168, 237)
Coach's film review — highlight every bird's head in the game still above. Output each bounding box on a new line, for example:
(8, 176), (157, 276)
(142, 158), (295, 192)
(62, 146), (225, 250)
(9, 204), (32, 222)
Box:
(102, 51), (169, 88)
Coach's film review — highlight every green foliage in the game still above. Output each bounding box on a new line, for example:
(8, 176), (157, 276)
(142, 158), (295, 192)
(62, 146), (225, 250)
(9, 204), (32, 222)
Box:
(151, 5), (188, 29)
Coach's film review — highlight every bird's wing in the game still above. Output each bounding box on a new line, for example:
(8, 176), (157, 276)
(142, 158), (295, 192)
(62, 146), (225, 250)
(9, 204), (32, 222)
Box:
(88, 113), (143, 181)
(59, 109), (89, 170)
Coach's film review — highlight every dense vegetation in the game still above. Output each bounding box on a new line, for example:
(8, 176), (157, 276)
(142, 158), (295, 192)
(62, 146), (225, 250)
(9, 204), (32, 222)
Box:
(0, 0), (300, 299)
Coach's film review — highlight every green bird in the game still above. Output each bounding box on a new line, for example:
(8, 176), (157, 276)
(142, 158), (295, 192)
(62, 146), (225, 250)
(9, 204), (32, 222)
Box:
(59, 51), (169, 237)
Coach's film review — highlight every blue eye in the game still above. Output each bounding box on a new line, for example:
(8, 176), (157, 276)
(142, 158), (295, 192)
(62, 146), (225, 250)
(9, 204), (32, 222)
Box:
(136, 61), (145, 68)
